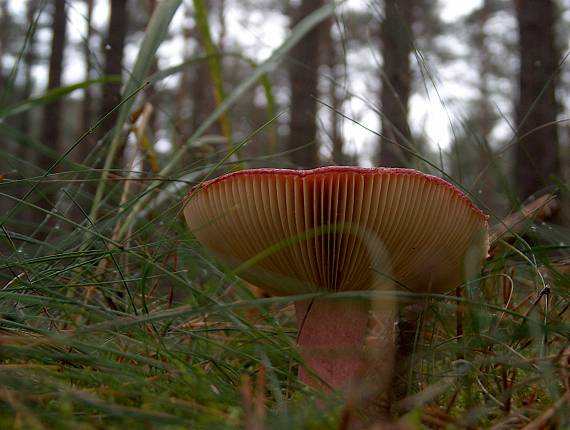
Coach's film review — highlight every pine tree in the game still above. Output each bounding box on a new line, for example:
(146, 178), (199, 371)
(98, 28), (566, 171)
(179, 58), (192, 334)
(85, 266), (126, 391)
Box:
(40, 0), (67, 171)
(98, 0), (128, 137)
(514, 0), (560, 199)
(378, 0), (414, 167)
(287, 0), (324, 168)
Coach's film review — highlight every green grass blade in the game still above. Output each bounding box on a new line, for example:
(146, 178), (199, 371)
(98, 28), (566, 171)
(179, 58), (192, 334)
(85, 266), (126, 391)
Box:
(89, 0), (182, 225)
(115, 3), (336, 240)
(0, 77), (121, 119)
(192, 0), (232, 146)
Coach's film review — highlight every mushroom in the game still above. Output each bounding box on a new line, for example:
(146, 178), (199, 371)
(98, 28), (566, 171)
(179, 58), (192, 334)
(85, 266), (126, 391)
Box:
(182, 166), (488, 403)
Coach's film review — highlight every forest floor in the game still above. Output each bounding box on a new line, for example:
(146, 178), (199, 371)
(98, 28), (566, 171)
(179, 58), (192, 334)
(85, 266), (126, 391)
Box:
(2, 2), (570, 428)
(2, 159), (570, 430)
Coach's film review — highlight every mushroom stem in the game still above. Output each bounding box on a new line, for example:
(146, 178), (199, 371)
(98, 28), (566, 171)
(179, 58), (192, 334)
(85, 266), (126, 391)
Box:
(294, 298), (370, 390)
(295, 297), (398, 427)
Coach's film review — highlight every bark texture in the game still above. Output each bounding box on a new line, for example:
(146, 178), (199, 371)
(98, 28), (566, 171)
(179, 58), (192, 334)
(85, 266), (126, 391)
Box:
(476, 0), (499, 212)
(514, 0), (560, 199)
(324, 17), (345, 165)
(98, 0), (128, 136)
(287, 0), (323, 168)
(0, 0), (9, 94)
(81, 0), (94, 149)
(378, 0), (414, 167)
(40, 0), (67, 170)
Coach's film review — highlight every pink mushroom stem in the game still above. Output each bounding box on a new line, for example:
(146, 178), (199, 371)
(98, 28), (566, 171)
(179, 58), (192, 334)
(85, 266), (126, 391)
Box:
(294, 298), (371, 390)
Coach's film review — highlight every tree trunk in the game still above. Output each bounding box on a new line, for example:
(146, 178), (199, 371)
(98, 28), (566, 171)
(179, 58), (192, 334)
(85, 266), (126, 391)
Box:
(175, 3), (194, 144)
(144, 0), (158, 133)
(0, 0), (11, 225)
(476, 1), (493, 141)
(323, 17), (345, 165)
(22, 0), (39, 137)
(514, 0), (560, 199)
(476, 0), (499, 213)
(378, 0), (414, 167)
(80, 0), (94, 153)
(98, 0), (128, 137)
(21, 0), (40, 226)
(140, 0), (158, 173)
(0, 0), (9, 94)
(189, 1), (218, 138)
(40, 0), (67, 171)
(287, 0), (323, 169)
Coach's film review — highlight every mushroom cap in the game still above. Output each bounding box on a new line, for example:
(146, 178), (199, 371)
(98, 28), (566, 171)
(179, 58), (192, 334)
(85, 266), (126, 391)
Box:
(183, 166), (489, 296)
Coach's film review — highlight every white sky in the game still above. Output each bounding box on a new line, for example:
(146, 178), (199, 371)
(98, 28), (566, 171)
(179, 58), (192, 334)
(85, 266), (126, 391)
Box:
(4, 0), (506, 162)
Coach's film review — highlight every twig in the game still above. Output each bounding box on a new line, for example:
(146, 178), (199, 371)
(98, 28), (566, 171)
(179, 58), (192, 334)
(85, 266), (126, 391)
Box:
(521, 391), (570, 430)
(239, 367), (266, 430)
(490, 194), (559, 248)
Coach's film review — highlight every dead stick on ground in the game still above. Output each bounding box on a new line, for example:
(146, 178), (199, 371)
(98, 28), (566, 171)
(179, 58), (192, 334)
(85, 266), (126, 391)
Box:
(521, 391), (570, 430)
(490, 194), (560, 249)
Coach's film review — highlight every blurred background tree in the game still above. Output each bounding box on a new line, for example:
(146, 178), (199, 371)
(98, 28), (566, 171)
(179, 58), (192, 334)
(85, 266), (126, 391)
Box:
(377, 0), (415, 167)
(514, 0), (561, 199)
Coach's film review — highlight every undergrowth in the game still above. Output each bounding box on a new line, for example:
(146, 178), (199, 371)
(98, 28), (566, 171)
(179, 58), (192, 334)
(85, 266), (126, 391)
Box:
(1, 2), (570, 429)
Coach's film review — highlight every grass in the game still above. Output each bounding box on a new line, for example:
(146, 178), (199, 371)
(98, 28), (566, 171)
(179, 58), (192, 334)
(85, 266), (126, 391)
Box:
(2, 2), (570, 429)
